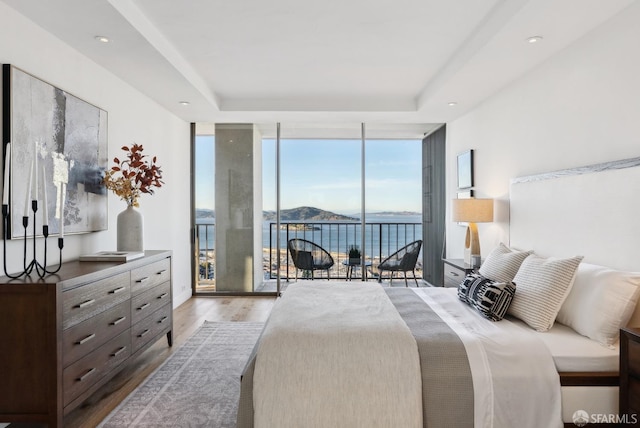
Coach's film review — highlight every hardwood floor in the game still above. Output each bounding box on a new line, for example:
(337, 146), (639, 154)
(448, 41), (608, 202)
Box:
(63, 295), (275, 428)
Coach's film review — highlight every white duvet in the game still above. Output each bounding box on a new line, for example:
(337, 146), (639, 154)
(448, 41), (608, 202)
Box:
(252, 283), (562, 428)
(413, 287), (563, 428)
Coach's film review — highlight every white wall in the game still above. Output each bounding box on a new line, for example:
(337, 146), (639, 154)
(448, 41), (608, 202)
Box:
(0, 3), (192, 307)
(446, 2), (640, 260)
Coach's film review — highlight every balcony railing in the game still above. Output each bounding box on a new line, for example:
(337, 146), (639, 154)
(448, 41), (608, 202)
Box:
(266, 222), (422, 280)
(196, 221), (423, 287)
(196, 223), (216, 290)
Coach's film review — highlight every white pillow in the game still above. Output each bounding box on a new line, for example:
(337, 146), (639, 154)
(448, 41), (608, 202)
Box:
(508, 254), (583, 332)
(556, 263), (640, 346)
(479, 243), (533, 283)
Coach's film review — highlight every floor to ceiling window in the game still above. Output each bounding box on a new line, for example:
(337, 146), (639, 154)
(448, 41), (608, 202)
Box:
(193, 123), (426, 294)
(194, 133), (215, 292)
(262, 138), (361, 287)
(364, 139), (423, 282)
(260, 131), (422, 289)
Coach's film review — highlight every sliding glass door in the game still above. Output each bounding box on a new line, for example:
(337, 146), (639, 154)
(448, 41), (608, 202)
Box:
(364, 139), (422, 282)
(262, 137), (362, 290)
(262, 124), (422, 290)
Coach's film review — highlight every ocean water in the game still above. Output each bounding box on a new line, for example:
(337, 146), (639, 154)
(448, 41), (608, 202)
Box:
(196, 215), (422, 256)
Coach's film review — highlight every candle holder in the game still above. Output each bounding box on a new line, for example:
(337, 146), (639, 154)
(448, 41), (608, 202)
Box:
(2, 200), (63, 279)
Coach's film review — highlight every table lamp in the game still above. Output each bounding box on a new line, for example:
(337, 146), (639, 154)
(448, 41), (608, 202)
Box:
(451, 198), (494, 267)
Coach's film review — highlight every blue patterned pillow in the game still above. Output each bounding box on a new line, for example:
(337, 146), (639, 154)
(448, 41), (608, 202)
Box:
(458, 273), (515, 321)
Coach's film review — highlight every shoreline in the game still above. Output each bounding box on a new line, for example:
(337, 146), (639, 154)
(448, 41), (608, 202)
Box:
(198, 248), (423, 279)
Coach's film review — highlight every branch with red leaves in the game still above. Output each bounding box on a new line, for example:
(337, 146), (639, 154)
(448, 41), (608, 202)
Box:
(103, 143), (164, 207)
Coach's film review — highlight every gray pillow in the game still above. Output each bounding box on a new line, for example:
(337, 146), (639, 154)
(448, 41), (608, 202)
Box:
(508, 254), (583, 331)
(479, 243), (532, 283)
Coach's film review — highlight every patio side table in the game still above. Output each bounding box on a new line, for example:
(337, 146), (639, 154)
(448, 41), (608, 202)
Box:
(342, 259), (372, 281)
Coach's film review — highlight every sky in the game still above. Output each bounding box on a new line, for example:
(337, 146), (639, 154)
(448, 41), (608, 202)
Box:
(195, 136), (422, 214)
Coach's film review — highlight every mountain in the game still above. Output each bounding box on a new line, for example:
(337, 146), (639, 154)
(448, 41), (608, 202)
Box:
(196, 207), (414, 221)
(196, 208), (215, 218)
(263, 206), (356, 221)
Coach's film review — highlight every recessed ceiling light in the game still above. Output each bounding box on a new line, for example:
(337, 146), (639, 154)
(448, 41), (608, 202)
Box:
(527, 36), (543, 44)
(179, 101), (190, 106)
(448, 102), (458, 107)
(94, 35), (110, 43)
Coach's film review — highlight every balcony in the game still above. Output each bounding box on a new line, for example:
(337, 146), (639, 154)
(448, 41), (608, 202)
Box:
(196, 220), (423, 291)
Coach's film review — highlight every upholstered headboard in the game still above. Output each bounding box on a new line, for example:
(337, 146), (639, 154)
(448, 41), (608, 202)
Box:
(509, 156), (640, 325)
(510, 157), (640, 270)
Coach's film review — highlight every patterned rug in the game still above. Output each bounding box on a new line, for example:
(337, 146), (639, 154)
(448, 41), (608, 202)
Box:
(98, 321), (264, 427)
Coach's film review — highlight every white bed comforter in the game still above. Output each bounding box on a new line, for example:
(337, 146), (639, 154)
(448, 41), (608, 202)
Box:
(413, 287), (563, 428)
(253, 282), (423, 428)
(252, 283), (562, 428)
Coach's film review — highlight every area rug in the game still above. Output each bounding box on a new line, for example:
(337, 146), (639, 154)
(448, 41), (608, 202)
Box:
(98, 321), (264, 428)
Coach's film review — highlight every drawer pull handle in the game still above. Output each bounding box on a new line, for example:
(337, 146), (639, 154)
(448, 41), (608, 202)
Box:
(111, 346), (127, 357)
(158, 316), (168, 324)
(76, 333), (96, 345)
(137, 303), (150, 311)
(449, 271), (460, 277)
(138, 329), (150, 338)
(110, 316), (126, 326)
(109, 286), (126, 294)
(77, 368), (96, 382)
(136, 276), (150, 283)
(157, 269), (167, 275)
(76, 299), (96, 308)
(158, 293), (168, 299)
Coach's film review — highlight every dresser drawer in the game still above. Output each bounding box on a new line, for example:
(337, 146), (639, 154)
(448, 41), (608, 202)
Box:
(131, 281), (171, 325)
(62, 300), (131, 367)
(131, 258), (171, 296)
(131, 304), (172, 354)
(62, 272), (131, 330)
(62, 329), (131, 406)
(443, 265), (465, 288)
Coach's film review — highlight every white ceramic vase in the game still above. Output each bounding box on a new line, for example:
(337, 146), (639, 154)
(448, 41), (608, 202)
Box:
(117, 205), (144, 252)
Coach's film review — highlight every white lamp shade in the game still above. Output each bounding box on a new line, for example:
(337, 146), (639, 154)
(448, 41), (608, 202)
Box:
(451, 198), (494, 223)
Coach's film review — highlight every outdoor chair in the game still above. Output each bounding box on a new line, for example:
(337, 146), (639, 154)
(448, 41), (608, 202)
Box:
(288, 238), (335, 280)
(377, 240), (423, 287)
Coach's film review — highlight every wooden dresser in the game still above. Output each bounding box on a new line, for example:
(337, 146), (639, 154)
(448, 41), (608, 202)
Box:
(0, 250), (173, 427)
(620, 326), (640, 418)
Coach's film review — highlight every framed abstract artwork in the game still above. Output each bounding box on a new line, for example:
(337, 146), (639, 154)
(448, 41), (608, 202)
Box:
(457, 149), (474, 189)
(2, 64), (108, 238)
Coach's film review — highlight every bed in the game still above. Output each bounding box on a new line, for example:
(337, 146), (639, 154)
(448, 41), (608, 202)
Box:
(237, 156), (640, 428)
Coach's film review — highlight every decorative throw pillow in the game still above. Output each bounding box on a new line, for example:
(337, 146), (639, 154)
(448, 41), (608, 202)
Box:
(508, 254), (583, 332)
(479, 243), (533, 283)
(457, 273), (477, 304)
(458, 273), (515, 321)
(556, 263), (640, 346)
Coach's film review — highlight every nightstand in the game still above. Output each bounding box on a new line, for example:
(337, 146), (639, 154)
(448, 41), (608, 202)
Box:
(620, 327), (640, 417)
(442, 258), (476, 288)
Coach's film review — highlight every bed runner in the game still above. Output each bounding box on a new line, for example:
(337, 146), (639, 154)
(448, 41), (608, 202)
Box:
(384, 287), (474, 428)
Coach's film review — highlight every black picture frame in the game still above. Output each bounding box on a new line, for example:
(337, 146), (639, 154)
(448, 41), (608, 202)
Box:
(2, 64), (108, 239)
(457, 149), (474, 189)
